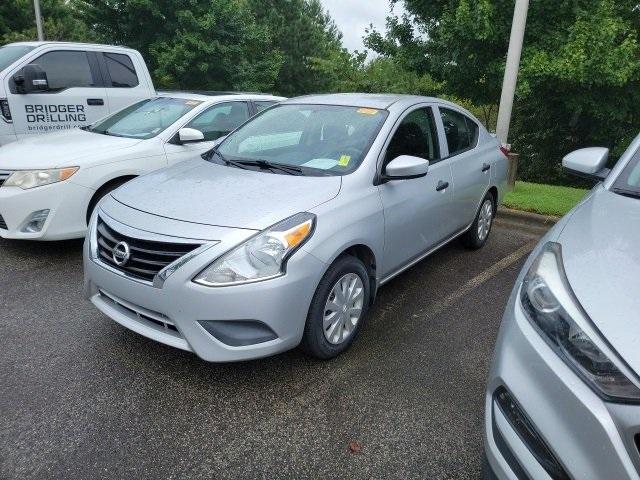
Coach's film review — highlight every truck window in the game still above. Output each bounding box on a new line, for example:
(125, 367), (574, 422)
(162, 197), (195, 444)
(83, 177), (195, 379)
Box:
(29, 51), (95, 90)
(0, 45), (35, 71)
(104, 53), (139, 88)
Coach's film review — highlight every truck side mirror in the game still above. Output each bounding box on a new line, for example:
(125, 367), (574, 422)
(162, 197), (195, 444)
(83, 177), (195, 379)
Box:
(14, 64), (49, 94)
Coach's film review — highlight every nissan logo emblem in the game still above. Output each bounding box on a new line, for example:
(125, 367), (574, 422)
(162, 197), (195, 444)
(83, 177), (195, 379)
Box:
(112, 241), (131, 266)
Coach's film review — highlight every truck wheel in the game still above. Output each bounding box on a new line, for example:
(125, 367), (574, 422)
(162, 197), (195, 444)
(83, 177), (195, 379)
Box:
(300, 255), (370, 359)
(461, 191), (495, 250)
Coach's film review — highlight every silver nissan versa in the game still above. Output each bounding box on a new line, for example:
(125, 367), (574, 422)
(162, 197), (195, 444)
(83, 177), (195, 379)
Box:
(484, 134), (640, 479)
(83, 93), (508, 362)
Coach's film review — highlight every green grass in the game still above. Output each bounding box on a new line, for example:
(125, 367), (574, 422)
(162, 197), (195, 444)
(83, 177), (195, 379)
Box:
(502, 181), (588, 217)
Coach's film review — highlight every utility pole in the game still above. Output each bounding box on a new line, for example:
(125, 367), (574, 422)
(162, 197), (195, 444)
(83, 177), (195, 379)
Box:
(33, 0), (44, 41)
(495, 0), (529, 146)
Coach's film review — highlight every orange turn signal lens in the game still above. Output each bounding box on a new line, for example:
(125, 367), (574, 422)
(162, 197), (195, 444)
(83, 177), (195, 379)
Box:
(59, 167), (79, 181)
(284, 220), (312, 248)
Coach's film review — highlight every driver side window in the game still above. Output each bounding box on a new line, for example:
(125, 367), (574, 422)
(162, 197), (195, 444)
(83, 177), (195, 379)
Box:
(384, 107), (440, 168)
(185, 102), (249, 142)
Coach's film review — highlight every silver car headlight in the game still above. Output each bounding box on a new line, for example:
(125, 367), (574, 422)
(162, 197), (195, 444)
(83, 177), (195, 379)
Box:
(4, 167), (79, 189)
(193, 212), (315, 286)
(520, 242), (640, 402)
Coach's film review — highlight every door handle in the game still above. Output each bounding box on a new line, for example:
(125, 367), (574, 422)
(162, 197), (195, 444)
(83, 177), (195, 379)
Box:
(482, 163), (491, 172)
(436, 180), (449, 192)
(87, 98), (104, 106)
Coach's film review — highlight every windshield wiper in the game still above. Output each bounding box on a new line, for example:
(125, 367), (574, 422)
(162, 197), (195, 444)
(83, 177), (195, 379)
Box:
(223, 158), (304, 175)
(612, 186), (640, 199)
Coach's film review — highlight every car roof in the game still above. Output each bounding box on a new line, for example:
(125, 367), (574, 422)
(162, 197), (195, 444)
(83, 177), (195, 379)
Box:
(4, 41), (138, 51)
(157, 92), (285, 103)
(283, 93), (457, 110)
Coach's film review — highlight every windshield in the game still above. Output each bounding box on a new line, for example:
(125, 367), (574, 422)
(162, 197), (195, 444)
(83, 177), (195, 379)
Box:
(216, 104), (388, 176)
(87, 97), (202, 139)
(612, 150), (640, 198)
(0, 45), (35, 71)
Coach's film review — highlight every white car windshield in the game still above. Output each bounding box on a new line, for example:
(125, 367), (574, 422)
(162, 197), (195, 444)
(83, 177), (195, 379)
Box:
(215, 104), (388, 176)
(87, 97), (202, 139)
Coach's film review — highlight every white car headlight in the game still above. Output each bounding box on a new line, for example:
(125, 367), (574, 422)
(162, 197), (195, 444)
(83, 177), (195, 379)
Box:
(521, 242), (640, 402)
(4, 167), (79, 189)
(193, 212), (315, 286)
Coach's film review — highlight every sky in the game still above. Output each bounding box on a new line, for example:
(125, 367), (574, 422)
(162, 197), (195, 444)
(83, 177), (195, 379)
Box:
(320, 0), (405, 53)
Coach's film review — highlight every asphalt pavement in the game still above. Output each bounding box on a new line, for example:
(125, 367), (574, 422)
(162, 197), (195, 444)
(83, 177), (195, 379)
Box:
(0, 218), (544, 480)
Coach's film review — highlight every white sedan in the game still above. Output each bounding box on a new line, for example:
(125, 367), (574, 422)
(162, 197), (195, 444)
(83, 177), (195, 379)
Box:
(0, 92), (284, 240)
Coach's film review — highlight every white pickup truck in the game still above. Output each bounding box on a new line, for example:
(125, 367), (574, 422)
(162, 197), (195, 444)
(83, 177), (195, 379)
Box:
(0, 41), (156, 146)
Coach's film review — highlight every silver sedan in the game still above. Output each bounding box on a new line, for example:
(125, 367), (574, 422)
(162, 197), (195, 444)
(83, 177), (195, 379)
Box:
(484, 135), (640, 479)
(83, 94), (508, 361)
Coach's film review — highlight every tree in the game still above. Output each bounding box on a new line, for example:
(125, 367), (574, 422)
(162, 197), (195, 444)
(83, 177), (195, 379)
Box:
(76, 0), (283, 91)
(1, 0), (92, 43)
(368, 0), (640, 184)
(248, 0), (344, 95)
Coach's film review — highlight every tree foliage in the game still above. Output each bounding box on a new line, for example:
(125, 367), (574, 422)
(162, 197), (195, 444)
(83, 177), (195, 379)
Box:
(368, 0), (640, 184)
(1, 0), (92, 43)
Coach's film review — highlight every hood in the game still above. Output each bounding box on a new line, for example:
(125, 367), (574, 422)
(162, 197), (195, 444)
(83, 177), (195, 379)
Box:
(0, 129), (142, 169)
(559, 187), (640, 374)
(112, 158), (342, 230)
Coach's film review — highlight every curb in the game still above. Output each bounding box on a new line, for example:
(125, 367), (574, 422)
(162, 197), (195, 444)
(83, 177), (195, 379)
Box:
(497, 207), (560, 228)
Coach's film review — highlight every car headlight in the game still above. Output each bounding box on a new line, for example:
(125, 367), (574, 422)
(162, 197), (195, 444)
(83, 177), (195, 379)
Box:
(4, 167), (79, 189)
(193, 212), (315, 286)
(520, 242), (640, 402)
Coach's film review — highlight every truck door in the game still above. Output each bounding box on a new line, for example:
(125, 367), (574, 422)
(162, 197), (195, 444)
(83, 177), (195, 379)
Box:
(98, 51), (151, 113)
(8, 50), (108, 139)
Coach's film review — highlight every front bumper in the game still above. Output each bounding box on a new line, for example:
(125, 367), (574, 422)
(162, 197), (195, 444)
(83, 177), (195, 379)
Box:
(484, 290), (640, 479)
(0, 181), (93, 240)
(83, 212), (328, 362)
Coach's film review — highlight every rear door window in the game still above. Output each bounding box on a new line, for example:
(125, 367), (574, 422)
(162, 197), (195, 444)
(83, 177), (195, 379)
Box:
(103, 52), (138, 88)
(254, 100), (277, 112)
(29, 51), (95, 90)
(440, 108), (478, 156)
(185, 102), (250, 141)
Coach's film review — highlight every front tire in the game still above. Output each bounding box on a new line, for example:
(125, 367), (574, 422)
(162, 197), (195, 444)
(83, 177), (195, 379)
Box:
(461, 191), (495, 250)
(300, 255), (370, 359)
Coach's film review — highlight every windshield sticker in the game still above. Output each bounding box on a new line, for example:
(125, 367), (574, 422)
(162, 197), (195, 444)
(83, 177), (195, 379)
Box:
(302, 158), (339, 169)
(357, 108), (379, 115)
(338, 155), (351, 167)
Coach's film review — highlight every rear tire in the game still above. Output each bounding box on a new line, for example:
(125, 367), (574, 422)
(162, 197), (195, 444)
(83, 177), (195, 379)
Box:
(300, 255), (370, 359)
(461, 191), (495, 250)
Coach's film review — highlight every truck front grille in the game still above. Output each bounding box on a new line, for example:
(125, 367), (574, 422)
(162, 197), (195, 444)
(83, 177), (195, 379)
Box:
(96, 218), (200, 283)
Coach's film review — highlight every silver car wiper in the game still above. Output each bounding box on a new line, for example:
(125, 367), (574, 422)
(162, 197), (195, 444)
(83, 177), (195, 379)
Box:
(612, 186), (640, 199)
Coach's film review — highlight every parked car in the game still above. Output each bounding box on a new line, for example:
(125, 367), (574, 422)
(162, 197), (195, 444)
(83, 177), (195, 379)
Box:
(0, 92), (283, 240)
(83, 93), (508, 361)
(0, 41), (157, 146)
(484, 136), (640, 479)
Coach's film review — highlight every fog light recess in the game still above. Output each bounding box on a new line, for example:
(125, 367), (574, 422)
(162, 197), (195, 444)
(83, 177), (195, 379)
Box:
(22, 209), (50, 233)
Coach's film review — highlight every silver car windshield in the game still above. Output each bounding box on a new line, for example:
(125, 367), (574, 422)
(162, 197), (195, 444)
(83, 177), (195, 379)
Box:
(87, 97), (202, 139)
(216, 104), (388, 176)
(0, 45), (35, 71)
(612, 152), (640, 198)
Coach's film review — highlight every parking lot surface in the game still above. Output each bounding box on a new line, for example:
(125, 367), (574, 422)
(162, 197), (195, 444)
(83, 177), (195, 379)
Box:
(0, 218), (544, 480)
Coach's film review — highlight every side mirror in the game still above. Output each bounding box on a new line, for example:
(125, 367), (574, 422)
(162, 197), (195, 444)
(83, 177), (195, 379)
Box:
(14, 64), (49, 93)
(177, 127), (205, 144)
(562, 147), (610, 181)
(384, 155), (429, 181)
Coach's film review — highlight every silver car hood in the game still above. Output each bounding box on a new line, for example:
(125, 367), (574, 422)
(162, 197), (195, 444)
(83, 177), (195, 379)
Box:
(112, 158), (342, 230)
(559, 188), (640, 374)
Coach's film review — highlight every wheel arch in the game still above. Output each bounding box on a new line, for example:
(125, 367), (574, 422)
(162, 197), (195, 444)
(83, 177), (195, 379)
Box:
(86, 175), (137, 224)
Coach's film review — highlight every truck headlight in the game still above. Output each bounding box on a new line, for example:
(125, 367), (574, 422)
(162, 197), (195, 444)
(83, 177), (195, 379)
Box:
(4, 167), (79, 189)
(193, 212), (315, 286)
(521, 242), (640, 402)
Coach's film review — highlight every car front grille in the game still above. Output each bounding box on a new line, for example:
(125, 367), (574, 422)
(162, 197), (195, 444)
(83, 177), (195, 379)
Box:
(97, 218), (201, 283)
(0, 214), (6, 230)
(0, 170), (11, 188)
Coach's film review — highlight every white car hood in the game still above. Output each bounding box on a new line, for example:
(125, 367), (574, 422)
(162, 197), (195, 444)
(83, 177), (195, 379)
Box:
(0, 129), (142, 169)
(111, 158), (342, 230)
(558, 188), (640, 375)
